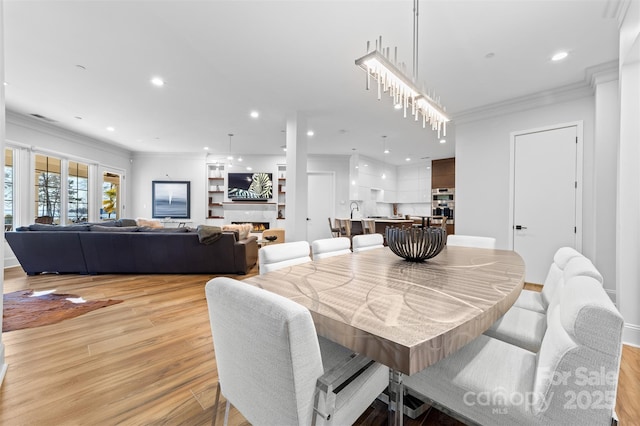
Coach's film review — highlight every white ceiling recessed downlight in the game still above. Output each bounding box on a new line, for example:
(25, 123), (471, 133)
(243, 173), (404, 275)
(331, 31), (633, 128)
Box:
(151, 77), (165, 86)
(551, 51), (569, 61)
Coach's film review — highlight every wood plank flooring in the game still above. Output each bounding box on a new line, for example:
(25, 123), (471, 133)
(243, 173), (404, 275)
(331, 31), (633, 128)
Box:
(1, 267), (638, 425)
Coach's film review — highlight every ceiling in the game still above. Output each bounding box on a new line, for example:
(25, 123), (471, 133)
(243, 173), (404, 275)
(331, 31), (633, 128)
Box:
(3, 0), (620, 165)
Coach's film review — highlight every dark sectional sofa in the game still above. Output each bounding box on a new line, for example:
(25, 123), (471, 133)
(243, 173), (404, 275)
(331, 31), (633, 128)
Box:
(5, 222), (258, 275)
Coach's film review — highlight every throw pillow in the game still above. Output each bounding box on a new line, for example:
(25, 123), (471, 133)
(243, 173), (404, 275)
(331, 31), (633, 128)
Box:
(222, 223), (252, 240)
(136, 218), (163, 229)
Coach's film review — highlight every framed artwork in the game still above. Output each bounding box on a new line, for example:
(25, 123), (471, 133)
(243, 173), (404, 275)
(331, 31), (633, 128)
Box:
(152, 180), (191, 219)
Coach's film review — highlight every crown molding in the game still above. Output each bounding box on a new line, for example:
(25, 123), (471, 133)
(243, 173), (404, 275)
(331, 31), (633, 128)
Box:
(453, 81), (594, 125)
(454, 61), (619, 126)
(6, 109), (133, 159)
(587, 60), (620, 88)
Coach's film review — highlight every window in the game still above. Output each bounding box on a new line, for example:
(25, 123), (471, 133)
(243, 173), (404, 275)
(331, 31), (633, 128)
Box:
(68, 161), (89, 223)
(4, 148), (14, 231)
(35, 154), (62, 224)
(102, 172), (121, 220)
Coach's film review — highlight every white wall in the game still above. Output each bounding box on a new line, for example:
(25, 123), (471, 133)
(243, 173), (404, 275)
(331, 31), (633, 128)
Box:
(455, 96), (595, 248)
(130, 153), (287, 225)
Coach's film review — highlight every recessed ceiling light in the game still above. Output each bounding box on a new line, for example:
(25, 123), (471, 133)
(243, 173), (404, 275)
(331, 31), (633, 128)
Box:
(405, 157), (411, 161)
(227, 155), (233, 160)
(250, 111), (259, 118)
(3, 82), (7, 86)
(246, 166), (252, 171)
(151, 77), (165, 86)
(551, 51), (568, 62)
(384, 149), (390, 154)
(307, 130), (314, 136)
(439, 139), (446, 144)
(204, 147), (209, 150)
(394, 103), (402, 110)
(364, 164), (368, 167)
(106, 126), (115, 132)
(238, 157), (243, 162)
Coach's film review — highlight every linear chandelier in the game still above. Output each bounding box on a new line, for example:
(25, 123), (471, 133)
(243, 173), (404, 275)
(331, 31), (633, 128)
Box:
(354, 1), (450, 138)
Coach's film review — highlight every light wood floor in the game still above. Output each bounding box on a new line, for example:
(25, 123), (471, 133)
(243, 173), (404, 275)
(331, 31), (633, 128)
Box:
(1, 267), (638, 425)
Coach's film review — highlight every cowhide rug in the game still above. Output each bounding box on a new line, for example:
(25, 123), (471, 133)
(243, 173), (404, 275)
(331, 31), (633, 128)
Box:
(2, 290), (123, 332)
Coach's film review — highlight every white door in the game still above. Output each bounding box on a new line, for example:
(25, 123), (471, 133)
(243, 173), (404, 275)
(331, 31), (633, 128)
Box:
(512, 125), (580, 284)
(307, 172), (334, 243)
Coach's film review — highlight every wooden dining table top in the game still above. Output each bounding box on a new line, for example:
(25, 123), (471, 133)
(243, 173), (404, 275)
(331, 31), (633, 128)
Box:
(244, 246), (525, 375)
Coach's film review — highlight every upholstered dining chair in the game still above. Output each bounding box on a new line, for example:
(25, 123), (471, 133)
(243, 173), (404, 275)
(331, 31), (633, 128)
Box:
(352, 234), (384, 253)
(311, 237), (351, 259)
(261, 228), (285, 244)
(404, 275), (623, 426)
(513, 246), (582, 314)
(446, 234), (496, 249)
(328, 218), (341, 238)
(205, 277), (389, 426)
(258, 240), (311, 274)
(484, 255), (603, 353)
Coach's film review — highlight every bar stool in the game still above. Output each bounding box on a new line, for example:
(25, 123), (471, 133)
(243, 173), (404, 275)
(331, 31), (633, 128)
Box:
(328, 218), (341, 238)
(361, 219), (376, 234)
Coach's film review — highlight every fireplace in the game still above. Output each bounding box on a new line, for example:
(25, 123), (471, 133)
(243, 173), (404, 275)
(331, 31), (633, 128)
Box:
(233, 221), (270, 233)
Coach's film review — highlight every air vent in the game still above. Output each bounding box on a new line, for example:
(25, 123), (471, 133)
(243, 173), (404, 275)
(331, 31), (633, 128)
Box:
(30, 113), (57, 123)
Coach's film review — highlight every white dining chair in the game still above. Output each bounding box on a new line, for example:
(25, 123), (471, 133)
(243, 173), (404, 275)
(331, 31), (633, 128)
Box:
(484, 255), (604, 353)
(352, 234), (384, 253)
(311, 237), (351, 259)
(446, 234), (496, 249)
(404, 275), (623, 426)
(258, 240), (311, 274)
(205, 277), (389, 426)
(513, 246), (582, 313)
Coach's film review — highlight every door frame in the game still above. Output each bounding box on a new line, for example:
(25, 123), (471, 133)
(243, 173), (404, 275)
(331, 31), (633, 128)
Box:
(508, 121), (584, 251)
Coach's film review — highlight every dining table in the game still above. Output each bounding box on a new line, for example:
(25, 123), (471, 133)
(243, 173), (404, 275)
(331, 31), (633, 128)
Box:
(243, 245), (525, 425)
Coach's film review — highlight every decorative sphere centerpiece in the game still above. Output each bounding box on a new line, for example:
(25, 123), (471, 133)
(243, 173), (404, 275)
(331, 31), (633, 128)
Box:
(386, 226), (447, 262)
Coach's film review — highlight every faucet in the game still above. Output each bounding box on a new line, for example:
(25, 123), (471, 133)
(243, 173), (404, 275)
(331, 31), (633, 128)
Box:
(350, 201), (359, 219)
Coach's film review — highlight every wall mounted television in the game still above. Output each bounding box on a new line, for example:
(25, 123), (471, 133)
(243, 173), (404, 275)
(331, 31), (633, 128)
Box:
(227, 172), (273, 201)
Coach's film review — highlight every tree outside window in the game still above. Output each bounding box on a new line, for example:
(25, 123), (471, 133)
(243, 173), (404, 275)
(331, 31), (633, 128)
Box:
(35, 155), (62, 224)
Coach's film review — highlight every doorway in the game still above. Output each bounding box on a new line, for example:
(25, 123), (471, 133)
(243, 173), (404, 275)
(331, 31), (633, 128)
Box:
(510, 123), (582, 284)
(307, 172), (335, 243)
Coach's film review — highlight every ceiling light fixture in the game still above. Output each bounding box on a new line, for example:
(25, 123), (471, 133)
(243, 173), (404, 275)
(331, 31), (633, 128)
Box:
(307, 130), (314, 136)
(440, 139), (446, 144)
(151, 77), (165, 86)
(106, 126), (115, 132)
(355, 0), (450, 138)
(551, 51), (568, 61)
(227, 133), (234, 164)
(250, 111), (259, 118)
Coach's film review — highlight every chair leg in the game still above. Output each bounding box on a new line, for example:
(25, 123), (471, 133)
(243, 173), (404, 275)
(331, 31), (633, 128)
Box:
(223, 400), (230, 426)
(211, 382), (221, 426)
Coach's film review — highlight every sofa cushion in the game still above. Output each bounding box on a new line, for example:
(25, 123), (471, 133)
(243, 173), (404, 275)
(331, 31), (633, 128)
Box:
(223, 223), (252, 240)
(117, 218), (138, 227)
(90, 225), (140, 232)
(28, 224), (90, 231)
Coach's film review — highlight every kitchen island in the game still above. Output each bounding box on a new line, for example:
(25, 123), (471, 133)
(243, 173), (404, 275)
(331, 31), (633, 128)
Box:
(337, 217), (414, 236)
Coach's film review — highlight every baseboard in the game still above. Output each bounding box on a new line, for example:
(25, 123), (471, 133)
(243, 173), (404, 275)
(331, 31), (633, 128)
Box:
(622, 323), (640, 348)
